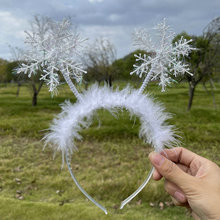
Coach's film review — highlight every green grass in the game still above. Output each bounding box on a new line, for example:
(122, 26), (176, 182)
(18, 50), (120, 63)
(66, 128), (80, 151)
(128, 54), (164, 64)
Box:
(0, 82), (220, 220)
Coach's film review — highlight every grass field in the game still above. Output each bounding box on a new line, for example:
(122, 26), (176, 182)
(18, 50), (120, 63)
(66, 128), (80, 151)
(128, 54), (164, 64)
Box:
(0, 81), (219, 220)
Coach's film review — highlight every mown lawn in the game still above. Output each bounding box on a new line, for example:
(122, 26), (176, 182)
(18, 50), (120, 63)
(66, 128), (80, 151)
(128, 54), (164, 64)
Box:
(0, 81), (219, 220)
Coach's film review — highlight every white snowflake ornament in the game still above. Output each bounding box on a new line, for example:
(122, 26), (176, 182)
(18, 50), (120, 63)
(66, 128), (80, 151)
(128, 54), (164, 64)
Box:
(17, 17), (87, 98)
(131, 19), (194, 92)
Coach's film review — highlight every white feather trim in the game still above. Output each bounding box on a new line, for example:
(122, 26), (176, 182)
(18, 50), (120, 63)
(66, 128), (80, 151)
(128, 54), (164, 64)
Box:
(43, 84), (178, 162)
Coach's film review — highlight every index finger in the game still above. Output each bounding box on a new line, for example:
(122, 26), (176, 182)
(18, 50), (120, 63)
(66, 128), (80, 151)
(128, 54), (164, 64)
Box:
(161, 147), (202, 167)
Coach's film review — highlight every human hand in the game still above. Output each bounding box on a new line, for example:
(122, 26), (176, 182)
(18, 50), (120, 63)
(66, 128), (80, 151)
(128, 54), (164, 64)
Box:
(148, 147), (220, 220)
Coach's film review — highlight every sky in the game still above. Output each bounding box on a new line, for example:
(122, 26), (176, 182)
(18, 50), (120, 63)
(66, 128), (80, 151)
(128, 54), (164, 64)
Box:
(0, 0), (219, 60)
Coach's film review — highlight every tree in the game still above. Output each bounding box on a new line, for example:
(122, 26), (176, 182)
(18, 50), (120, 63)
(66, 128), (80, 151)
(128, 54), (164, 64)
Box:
(17, 15), (86, 105)
(112, 50), (150, 81)
(174, 17), (220, 111)
(0, 59), (8, 85)
(184, 34), (210, 111)
(6, 60), (23, 96)
(84, 37), (116, 87)
(203, 17), (220, 81)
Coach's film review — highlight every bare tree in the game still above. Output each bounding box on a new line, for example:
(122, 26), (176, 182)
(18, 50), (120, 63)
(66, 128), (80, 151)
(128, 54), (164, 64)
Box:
(84, 37), (116, 87)
(0, 59), (8, 86)
(186, 17), (220, 111)
(173, 17), (220, 111)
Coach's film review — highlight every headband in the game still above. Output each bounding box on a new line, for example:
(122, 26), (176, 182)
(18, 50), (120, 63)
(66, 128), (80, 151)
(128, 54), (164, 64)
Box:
(18, 18), (194, 214)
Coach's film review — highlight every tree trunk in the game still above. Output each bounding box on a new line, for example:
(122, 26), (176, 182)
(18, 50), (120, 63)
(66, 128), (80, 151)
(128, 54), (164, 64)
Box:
(108, 74), (112, 87)
(32, 91), (38, 106)
(202, 81), (217, 110)
(16, 82), (21, 97)
(84, 82), (88, 90)
(187, 83), (195, 111)
(31, 81), (43, 106)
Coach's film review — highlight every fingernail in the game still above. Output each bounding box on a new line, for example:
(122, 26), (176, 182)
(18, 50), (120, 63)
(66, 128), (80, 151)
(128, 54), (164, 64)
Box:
(150, 152), (165, 167)
(174, 191), (186, 203)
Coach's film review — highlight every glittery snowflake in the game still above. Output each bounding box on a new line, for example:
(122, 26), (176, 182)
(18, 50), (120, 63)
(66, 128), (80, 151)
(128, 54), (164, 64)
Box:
(17, 16), (86, 97)
(131, 19), (195, 92)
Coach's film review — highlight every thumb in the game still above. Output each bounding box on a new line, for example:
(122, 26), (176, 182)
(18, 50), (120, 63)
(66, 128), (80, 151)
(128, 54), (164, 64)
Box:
(149, 152), (194, 192)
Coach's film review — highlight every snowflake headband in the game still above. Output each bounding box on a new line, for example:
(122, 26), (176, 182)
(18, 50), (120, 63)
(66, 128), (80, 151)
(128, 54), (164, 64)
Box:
(18, 19), (194, 214)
